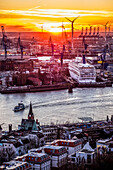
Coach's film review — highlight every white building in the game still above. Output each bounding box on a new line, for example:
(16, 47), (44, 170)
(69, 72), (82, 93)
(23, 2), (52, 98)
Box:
(43, 145), (68, 168)
(42, 125), (58, 142)
(51, 139), (82, 155)
(70, 142), (96, 165)
(15, 152), (51, 170)
(0, 141), (16, 162)
(0, 161), (31, 170)
(97, 138), (113, 154)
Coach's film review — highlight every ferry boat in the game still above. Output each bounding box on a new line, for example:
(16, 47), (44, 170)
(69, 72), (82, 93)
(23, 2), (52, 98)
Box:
(14, 102), (25, 112)
(68, 56), (96, 84)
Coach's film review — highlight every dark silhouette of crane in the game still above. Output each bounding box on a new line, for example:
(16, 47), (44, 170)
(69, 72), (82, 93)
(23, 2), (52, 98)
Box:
(17, 35), (24, 59)
(97, 27), (99, 36)
(1, 26), (8, 58)
(103, 21), (109, 41)
(81, 27), (84, 36)
(93, 27), (96, 36)
(89, 25), (93, 36)
(60, 22), (68, 43)
(85, 27), (88, 36)
(48, 36), (54, 56)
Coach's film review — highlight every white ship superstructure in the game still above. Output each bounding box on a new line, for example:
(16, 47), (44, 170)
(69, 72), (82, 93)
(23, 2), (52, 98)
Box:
(68, 58), (96, 84)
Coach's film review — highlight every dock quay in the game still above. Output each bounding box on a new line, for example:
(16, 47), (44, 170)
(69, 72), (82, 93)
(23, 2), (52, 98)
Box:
(0, 81), (112, 94)
(77, 82), (107, 88)
(0, 84), (69, 94)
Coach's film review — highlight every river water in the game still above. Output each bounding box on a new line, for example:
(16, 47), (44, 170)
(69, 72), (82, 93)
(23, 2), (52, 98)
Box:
(0, 87), (113, 130)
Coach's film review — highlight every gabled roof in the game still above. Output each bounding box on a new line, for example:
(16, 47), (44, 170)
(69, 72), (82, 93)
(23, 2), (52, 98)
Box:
(82, 142), (94, 152)
(21, 119), (35, 126)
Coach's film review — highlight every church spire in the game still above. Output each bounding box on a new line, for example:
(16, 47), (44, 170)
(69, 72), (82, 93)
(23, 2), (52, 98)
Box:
(28, 102), (34, 120)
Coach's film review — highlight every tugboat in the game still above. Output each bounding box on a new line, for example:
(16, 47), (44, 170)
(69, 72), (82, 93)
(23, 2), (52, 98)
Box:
(14, 102), (25, 112)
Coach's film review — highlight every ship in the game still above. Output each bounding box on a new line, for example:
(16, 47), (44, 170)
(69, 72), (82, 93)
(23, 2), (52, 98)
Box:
(68, 55), (96, 84)
(14, 102), (25, 112)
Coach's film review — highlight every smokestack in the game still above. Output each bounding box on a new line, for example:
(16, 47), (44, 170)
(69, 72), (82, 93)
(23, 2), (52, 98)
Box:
(0, 125), (2, 139)
(111, 115), (113, 122)
(9, 124), (12, 132)
(83, 54), (86, 64)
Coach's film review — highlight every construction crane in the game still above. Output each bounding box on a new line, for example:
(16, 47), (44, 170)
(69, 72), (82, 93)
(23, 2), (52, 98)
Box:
(107, 24), (112, 37)
(48, 36), (54, 56)
(41, 25), (43, 32)
(81, 27), (84, 36)
(93, 27), (96, 36)
(60, 22), (68, 43)
(85, 27), (88, 36)
(103, 21), (109, 41)
(89, 25), (93, 36)
(1, 26), (8, 58)
(17, 35), (24, 59)
(65, 16), (79, 50)
(97, 27), (99, 36)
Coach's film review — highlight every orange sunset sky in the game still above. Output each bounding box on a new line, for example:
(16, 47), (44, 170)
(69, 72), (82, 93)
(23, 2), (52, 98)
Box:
(0, 0), (113, 32)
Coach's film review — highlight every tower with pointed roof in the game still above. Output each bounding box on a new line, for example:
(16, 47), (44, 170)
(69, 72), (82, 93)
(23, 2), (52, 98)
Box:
(28, 102), (34, 120)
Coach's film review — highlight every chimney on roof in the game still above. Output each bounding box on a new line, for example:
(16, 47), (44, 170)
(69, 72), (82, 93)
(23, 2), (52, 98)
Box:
(9, 124), (12, 132)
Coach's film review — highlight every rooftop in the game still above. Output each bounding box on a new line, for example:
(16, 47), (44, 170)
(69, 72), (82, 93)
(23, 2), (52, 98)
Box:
(80, 149), (94, 154)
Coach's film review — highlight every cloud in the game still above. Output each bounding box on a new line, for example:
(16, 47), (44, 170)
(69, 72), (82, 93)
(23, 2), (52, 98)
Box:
(0, 9), (113, 19)
(0, 8), (113, 32)
(0, 24), (33, 32)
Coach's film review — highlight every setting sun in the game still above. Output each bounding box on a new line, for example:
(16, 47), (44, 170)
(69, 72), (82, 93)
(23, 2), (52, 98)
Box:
(49, 27), (62, 33)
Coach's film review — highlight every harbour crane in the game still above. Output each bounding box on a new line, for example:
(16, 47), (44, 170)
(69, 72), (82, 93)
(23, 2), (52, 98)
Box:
(17, 34), (24, 59)
(97, 27), (100, 36)
(103, 21), (109, 41)
(48, 36), (54, 56)
(89, 25), (93, 36)
(81, 27), (84, 36)
(65, 16), (79, 50)
(93, 27), (96, 36)
(85, 27), (88, 36)
(107, 24), (112, 37)
(41, 25), (43, 32)
(1, 26), (8, 58)
(60, 22), (68, 43)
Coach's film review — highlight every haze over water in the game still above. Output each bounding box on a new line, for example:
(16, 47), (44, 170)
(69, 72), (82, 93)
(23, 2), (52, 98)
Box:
(1, 87), (113, 130)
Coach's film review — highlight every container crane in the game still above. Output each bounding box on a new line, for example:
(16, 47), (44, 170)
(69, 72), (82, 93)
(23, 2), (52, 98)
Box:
(93, 27), (96, 36)
(81, 27), (84, 36)
(89, 25), (93, 36)
(17, 35), (24, 59)
(48, 36), (54, 56)
(103, 21), (109, 41)
(85, 27), (88, 36)
(1, 26), (8, 58)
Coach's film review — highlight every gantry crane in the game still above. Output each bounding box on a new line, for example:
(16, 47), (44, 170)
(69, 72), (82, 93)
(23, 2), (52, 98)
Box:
(1, 26), (8, 58)
(17, 35), (24, 59)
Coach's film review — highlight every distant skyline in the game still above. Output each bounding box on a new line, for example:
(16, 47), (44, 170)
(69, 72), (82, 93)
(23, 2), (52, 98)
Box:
(0, 0), (113, 32)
